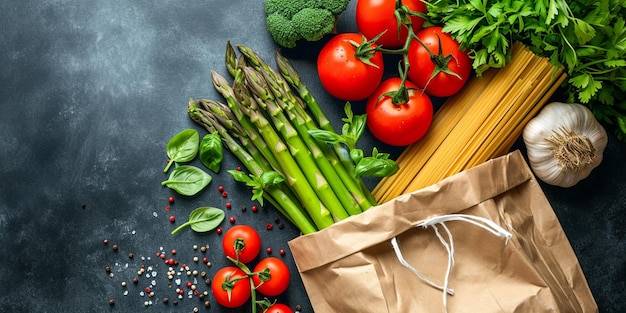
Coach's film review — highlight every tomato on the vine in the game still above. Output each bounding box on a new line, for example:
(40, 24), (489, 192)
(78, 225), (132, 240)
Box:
(266, 303), (294, 313)
(407, 26), (472, 97)
(356, 0), (427, 48)
(317, 33), (385, 101)
(252, 257), (290, 296)
(222, 225), (261, 264)
(366, 77), (433, 146)
(211, 266), (251, 308)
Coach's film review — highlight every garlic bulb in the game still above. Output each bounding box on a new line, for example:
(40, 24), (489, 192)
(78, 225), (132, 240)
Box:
(522, 102), (608, 188)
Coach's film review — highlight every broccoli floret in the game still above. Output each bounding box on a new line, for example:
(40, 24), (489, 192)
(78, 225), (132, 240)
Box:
(263, 0), (351, 48)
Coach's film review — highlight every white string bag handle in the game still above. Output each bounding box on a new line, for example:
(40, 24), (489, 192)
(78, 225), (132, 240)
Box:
(391, 214), (512, 313)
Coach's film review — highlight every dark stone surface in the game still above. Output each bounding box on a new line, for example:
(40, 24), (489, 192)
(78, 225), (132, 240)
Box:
(0, 1), (624, 312)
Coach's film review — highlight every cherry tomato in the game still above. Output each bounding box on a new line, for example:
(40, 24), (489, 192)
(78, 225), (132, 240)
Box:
(356, 0), (427, 48)
(211, 266), (251, 308)
(252, 257), (290, 296)
(407, 26), (472, 97)
(222, 225), (261, 264)
(317, 33), (384, 101)
(366, 77), (433, 146)
(266, 303), (294, 313)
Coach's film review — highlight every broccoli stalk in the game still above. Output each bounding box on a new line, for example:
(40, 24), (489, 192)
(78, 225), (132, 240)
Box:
(263, 0), (351, 48)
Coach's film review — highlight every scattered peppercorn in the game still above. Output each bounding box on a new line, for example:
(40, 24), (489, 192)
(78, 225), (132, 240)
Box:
(266, 223), (273, 230)
(266, 247), (272, 254)
(226, 202), (232, 209)
(171, 249), (176, 255)
(133, 277), (139, 284)
(251, 205), (259, 212)
(128, 253), (134, 259)
(221, 191), (228, 198)
(163, 297), (169, 304)
(237, 166), (242, 171)
(81, 203), (86, 209)
(169, 215), (176, 223)
(200, 246), (207, 253)
(278, 223), (284, 229)
(204, 300), (211, 308)
(105, 266), (111, 273)
(216, 228), (222, 235)
(229, 216), (235, 224)
(218, 185), (224, 192)
(168, 196), (175, 204)
(109, 299), (115, 306)
(296, 304), (302, 311)
(103, 239), (109, 245)
(112, 244), (118, 252)
(205, 278), (211, 285)
(280, 249), (286, 256)
(165, 205), (171, 211)
(241, 205), (247, 211)
(274, 217), (281, 223)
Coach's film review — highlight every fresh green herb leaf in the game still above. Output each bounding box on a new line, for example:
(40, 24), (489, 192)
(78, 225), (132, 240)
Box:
(164, 129), (199, 172)
(161, 165), (212, 196)
(171, 207), (225, 235)
(199, 133), (223, 173)
(227, 169), (284, 206)
(354, 148), (399, 178)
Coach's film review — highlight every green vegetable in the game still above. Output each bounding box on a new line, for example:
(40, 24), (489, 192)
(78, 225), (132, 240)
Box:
(164, 129), (199, 172)
(263, 0), (351, 48)
(170, 206), (225, 235)
(228, 170), (284, 207)
(161, 165), (212, 196)
(426, 0), (626, 140)
(199, 132), (223, 173)
(186, 43), (399, 233)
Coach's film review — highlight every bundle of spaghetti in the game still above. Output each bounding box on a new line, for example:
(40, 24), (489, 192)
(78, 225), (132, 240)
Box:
(372, 42), (566, 203)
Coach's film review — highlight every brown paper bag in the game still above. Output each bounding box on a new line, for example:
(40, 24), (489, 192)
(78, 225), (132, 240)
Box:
(288, 150), (598, 313)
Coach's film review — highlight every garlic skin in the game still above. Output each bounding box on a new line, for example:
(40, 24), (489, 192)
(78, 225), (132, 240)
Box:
(522, 102), (608, 188)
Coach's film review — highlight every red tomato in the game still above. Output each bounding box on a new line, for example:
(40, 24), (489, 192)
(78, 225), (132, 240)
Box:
(407, 26), (472, 97)
(366, 77), (433, 146)
(356, 0), (427, 48)
(222, 225), (261, 264)
(252, 257), (290, 296)
(266, 303), (294, 313)
(317, 33), (384, 101)
(211, 266), (251, 308)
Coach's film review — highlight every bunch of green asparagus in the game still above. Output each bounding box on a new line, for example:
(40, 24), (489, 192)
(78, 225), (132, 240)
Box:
(188, 42), (398, 234)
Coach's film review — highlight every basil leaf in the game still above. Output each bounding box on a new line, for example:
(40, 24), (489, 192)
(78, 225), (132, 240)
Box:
(171, 207), (225, 235)
(161, 165), (212, 196)
(164, 129), (199, 172)
(354, 148), (399, 178)
(199, 133), (223, 173)
(227, 169), (284, 207)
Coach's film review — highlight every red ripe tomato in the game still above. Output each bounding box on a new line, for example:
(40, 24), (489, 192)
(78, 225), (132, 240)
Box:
(211, 266), (251, 308)
(222, 225), (261, 264)
(252, 257), (290, 296)
(407, 26), (472, 97)
(317, 33), (384, 101)
(356, 0), (427, 48)
(366, 77), (433, 146)
(266, 303), (294, 313)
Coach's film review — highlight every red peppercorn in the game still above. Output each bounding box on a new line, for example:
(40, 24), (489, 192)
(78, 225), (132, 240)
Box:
(266, 223), (273, 230)
(251, 205), (259, 212)
(186, 282), (192, 288)
(160, 254), (166, 259)
(226, 202), (232, 209)
(279, 249), (286, 256)
(169, 215), (176, 223)
(229, 216), (235, 224)
(218, 185), (224, 192)
(171, 249), (176, 255)
(168, 196), (175, 204)
(216, 228), (222, 235)
(145, 287), (151, 293)
(221, 191), (228, 198)
(202, 257), (208, 263)
(266, 247), (272, 254)
(103, 239), (109, 245)
(165, 205), (171, 211)
(237, 166), (242, 171)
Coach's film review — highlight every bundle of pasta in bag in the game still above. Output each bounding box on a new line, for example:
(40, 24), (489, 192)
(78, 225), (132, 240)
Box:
(288, 151), (597, 313)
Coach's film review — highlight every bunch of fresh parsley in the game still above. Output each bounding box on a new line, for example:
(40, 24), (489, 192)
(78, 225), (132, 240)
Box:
(426, 0), (626, 140)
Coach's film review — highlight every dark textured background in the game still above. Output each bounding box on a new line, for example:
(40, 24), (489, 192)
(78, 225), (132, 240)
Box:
(0, 1), (624, 312)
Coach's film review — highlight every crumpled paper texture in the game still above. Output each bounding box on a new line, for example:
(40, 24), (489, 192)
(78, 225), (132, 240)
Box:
(289, 150), (597, 313)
